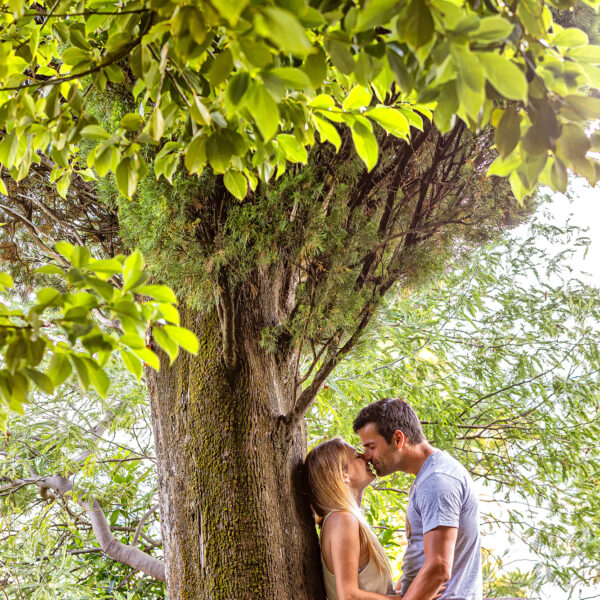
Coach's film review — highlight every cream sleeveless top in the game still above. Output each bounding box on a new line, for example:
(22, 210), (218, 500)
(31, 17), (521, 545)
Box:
(320, 511), (394, 600)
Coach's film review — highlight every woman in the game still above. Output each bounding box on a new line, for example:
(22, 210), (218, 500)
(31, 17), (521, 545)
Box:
(304, 437), (399, 600)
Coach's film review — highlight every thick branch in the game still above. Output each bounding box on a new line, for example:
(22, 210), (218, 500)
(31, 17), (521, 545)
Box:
(215, 273), (237, 372)
(2, 474), (165, 581)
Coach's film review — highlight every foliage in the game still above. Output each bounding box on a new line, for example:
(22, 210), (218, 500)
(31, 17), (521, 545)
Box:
(0, 243), (198, 430)
(307, 208), (600, 597)
(0, 357), (165, 599)
(0, 0), (599, 205)
(2, 202), (599, 597)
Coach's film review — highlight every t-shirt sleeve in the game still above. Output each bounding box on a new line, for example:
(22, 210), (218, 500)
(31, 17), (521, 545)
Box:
(416, 472), (463, 534)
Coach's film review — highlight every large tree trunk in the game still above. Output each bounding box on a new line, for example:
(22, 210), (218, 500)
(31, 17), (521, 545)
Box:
(147, 307), (324, 599)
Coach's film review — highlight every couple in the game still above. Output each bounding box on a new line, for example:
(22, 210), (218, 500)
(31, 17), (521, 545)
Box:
(305, 398), (482, 600)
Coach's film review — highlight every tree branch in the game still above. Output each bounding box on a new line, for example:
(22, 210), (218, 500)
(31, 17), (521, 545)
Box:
(215, 273), (237, 372)
(2, 474), (165, 581)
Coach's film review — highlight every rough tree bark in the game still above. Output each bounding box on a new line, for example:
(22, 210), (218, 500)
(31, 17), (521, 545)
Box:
(147, 307), (324, 599)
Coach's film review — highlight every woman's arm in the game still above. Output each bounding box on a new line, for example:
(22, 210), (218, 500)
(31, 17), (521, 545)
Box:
(323, 512), (398, 600)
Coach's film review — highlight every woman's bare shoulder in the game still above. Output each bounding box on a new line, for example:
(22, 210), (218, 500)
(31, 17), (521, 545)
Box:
(322, 510), (360, 532)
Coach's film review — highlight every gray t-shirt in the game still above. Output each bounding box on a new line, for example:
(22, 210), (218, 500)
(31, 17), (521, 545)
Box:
(400, 450), (482, 600)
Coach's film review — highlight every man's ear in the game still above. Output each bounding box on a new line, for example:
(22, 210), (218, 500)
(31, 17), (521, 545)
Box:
(392, 430), (406, 448)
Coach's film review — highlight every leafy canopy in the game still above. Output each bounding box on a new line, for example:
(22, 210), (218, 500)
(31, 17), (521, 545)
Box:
(0, 245), (199, 429)
(0, 0), (599, 204)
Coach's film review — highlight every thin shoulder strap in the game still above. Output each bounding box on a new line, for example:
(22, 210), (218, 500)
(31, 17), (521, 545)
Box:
(321, 510), (341, 527)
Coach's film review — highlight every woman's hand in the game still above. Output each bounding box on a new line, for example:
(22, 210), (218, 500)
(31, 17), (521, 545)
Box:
(391, 585), (445, 599)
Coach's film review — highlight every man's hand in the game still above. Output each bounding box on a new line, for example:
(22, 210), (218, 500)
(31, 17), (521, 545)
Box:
(401, 525), (457, 600)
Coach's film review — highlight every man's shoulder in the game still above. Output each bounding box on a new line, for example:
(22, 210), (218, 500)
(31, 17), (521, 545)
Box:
(415, 451), (473, 492)
(428, 450), (472, 479)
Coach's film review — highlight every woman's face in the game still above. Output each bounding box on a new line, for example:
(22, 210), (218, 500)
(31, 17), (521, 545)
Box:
(344, 445), (376, 490)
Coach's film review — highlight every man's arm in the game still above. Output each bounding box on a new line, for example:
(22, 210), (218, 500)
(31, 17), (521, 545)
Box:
(400, 526), (457, 600)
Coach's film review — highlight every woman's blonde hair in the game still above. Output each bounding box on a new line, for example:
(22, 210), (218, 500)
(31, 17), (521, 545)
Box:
(304, 437), (391, 578)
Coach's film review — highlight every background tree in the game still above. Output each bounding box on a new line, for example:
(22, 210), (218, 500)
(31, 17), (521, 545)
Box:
(0, 0), (599, 597)
(2, 203), (599, 599)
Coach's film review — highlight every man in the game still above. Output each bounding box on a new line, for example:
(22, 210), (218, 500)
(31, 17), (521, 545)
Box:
(354, 398), (482, 600)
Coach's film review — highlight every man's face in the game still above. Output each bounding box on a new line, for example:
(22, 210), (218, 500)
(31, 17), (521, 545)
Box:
(357, 422), (404, 476)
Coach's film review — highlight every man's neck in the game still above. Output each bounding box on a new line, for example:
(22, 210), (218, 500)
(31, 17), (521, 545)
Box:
(403, 442), (436, 476)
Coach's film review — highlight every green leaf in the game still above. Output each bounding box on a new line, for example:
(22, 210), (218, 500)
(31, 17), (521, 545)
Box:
(550, 158), (568, 193)
(185, 133), (207, 174)
(277, 134), (308, 164)
(55, 241), (74, 260)
(553, 28), (588, 48)
(206, 133), (235, 174)
(56, 172), (71, 199)
(355, 0), (401, 32)
(153, 326), (179, 364)
(342, 86), (372, 111)
(120, 113), (144, 131)
(211, 0), (249, 26)
(387, 49), (414, 93)
(314, 116), (342, 152)
(207, 49), (233, 86)
(24, 368), (54, 394)
(148, 107), (165, 141)
(123, 250), (145, 292)
(0, 131), (19, 169)
(471, 16), (513, 43)
(136, 285), (178, 304)
(509, 170), (529, 203)
(227, 73), (250, 106)
(351, 121), (378, 172)
(248, 85), (280, 142)
(304, 48), (327, 87)
(36, 287), (62, 307)
(254, 8), (312, 57)
(556, 123), (590, 164)
(71, 355), (90, 390)
(84, 359), (110, 397)
(495, 109), (522, 158)
(121, 349), (143, 381)
(324, 39), (354, 75)
(71, 246), (91, 269)
(365, 107), (409, 139)
(115, 158), (139, 199)
(157, 303), (180, 325)
(562, 95), (600, 121)
(270, 67), (311, 90)
(132, 346), (160, 370)
(478, 53), (527, 101)
(80, 125), (110, 140)
(488, 153), (520, 177)
(516, 0), (546, 39)
(87, 258), (123, 276)
(402, 0), (435, 49)
(120, 333), (146, 349)
(35, 265), (64, 276)
(47, 352), (72, 386)
(566, 45), (600, 64)
(224, 170), (248, 200)
(451, 44), (485, 92)
(163, 325), (199, 354)
(238, 38), (272, 69)
(0, 272), (14, 290)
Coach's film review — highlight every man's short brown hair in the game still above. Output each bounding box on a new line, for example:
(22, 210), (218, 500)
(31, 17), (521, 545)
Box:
(353, 398), (425, 445)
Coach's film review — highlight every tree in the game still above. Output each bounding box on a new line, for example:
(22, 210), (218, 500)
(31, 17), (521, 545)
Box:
(2, 208), (599, 599)
(307, 211), (600, 598)
(0, 0), (599, 597)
